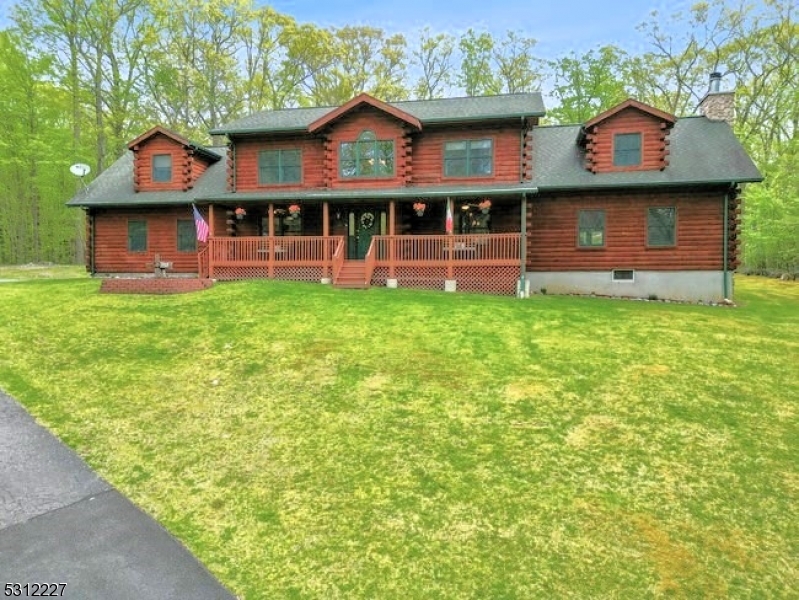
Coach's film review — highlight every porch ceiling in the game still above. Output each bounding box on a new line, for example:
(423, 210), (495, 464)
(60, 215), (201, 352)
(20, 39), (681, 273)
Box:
(200, 183), (539, 205)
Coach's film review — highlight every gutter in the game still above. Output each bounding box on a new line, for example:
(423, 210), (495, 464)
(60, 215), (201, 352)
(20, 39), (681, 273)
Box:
(200, 185), (540, 203)
(534, 177), (763, 194)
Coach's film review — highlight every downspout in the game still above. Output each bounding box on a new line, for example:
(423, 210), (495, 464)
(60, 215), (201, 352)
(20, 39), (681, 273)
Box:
(518, 117), (527, 297)
(520, 193), (527, 297)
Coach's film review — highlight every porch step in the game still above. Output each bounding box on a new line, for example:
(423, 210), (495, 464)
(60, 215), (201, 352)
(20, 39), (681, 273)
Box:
(334, 260), (370, 289)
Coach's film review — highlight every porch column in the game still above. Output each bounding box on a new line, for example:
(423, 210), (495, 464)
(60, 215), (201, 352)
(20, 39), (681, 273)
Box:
(268, 203), (275, 278)
(322, 202), (330, 282)
(208, 204), (215, 278)
(388, 200), (396, 281)
(445, 197), (455, 291)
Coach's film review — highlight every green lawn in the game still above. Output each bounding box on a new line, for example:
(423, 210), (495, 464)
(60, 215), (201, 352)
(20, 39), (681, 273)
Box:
(0, 263), (88, 280)
(0, 275), (796, 599)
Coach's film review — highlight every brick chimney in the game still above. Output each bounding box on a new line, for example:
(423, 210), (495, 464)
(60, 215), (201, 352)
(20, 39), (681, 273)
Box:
(697, 72), (735, 123)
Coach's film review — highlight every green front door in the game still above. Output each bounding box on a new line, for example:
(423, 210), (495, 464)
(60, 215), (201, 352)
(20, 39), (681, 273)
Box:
(348, 209), (380, 259)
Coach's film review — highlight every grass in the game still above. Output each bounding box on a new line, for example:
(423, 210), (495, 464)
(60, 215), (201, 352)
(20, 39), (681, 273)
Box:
(0, 275), (796, 598)
(0, 263), (88, 280)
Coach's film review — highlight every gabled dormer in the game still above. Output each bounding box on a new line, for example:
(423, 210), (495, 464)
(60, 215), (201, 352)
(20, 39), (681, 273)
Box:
(308, 93), (423, 188)
(578, 99), (676, 174)
(128, 126), (221, 193)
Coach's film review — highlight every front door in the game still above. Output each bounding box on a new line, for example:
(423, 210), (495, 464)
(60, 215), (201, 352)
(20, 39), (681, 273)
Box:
(347, 208), (380, 259)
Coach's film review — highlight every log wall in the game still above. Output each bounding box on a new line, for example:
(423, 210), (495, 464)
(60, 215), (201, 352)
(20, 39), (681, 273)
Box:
(584, 108), (670, 173)
(526, 189), (727, 271)
(92, 206), (203, 274)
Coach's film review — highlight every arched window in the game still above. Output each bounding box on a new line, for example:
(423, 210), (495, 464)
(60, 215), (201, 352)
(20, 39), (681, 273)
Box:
(340, 130), (394, 178)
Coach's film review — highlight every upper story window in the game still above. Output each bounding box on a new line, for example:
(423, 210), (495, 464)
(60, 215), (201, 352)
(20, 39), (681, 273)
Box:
(613, 133), (641, 167)
(340, 130), (394, 178)
(578, 209), (605, 247)
(647, 207), (676, 247)
(152, 154), (172, 182)
(444, 139), (493, 177)
(259, 149), (301, 184)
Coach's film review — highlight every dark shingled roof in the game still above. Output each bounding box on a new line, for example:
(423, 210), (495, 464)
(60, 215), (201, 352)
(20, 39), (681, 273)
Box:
(67, 147), (229, 207)
(68, 114), (762, 209)
(211, 93), (546, 135)
(531, 116), (762, 191)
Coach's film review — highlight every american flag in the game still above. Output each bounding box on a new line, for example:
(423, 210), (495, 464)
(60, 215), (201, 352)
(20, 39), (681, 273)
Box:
(193, 204), (209, 243)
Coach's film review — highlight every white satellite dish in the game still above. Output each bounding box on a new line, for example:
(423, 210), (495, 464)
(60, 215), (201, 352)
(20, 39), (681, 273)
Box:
(70, 163), (92, 177)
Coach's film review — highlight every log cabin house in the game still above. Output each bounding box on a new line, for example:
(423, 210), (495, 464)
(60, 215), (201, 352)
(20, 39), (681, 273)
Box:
(68, 79), (762, 300)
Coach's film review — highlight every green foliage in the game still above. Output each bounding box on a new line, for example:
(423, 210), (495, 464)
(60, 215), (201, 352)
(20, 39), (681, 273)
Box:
(0, 278), (796, 598)
(742, 136), (799, 270)
(458, 29), (501, 96)
(411, 28), (455, 100)
(0, 30), (83, 264)
(547, 45), (629, 124)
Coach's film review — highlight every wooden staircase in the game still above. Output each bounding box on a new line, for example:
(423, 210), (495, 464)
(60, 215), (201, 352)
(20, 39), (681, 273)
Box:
(334, 260), (370, 289)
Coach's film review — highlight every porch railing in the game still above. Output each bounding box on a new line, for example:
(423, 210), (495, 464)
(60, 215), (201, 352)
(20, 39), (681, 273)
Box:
(370, 233), (522, 266)
(208, 236), (343, 278)
(198, 245), (209, 278)
(332, 238), (346, 282)
(205, 234), (521, 290)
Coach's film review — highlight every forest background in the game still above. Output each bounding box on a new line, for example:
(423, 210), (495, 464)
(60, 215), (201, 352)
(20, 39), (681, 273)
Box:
(0, 0), (795, 271)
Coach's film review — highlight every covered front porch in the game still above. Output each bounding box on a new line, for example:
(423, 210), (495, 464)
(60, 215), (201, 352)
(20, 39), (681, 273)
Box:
(198, 189), (533, 295)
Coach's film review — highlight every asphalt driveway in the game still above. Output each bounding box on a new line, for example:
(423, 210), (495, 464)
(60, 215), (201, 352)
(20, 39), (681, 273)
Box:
(0, 390), (236, 599)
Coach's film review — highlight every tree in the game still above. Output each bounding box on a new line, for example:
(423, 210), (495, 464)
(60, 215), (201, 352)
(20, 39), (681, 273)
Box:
(0, 30), (80, 264)
(493, 31), (540, 94)
(458, 29), (500, 96)
(411, 27), (455, 100)
(142, 0), (246, 138)
(547, 45), (629, 124)
(302, 26), (408, 105)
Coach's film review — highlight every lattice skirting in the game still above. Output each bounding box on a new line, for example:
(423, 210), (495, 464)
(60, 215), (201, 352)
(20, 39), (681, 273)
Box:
(453, 266), (520, 295)
(212, 265), (519, 295)
(212, 266), (323, 281)
(371, 266), (520, 295)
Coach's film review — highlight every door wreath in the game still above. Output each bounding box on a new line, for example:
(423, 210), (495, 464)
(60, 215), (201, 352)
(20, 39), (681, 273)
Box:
(360, 212), (375, 229)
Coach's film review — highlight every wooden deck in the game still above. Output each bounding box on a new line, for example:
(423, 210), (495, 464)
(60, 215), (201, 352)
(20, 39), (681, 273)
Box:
(201, 234), (523, 295)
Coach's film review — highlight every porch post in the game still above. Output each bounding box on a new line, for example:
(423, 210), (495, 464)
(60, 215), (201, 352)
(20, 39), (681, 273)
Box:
(208, 204), (215, 278)
(268, 203), (275, 278)
(445, 197), (455, 291)
(322, 202), (330, 282)
(388, 200), (396, 282)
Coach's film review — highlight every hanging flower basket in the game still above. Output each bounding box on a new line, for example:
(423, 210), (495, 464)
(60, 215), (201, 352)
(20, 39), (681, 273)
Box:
(235, 207), (247, 220)
(478, 199), (491, 214)
(288, 204), (301, 218)
(413, 202), (426, 217)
